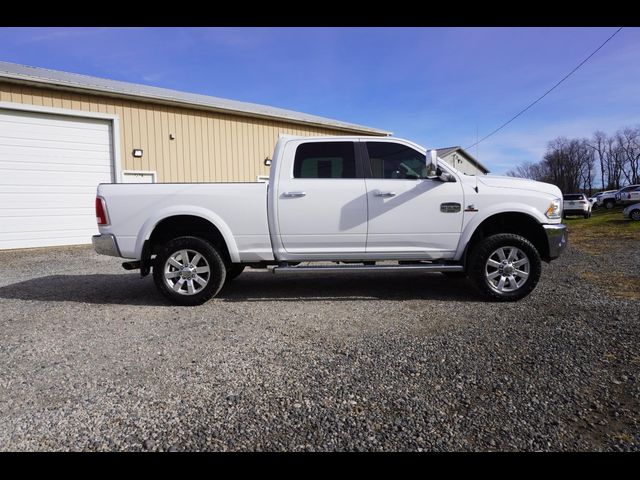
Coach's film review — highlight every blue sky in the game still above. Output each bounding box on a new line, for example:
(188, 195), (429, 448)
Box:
(0, 27), (638, 174)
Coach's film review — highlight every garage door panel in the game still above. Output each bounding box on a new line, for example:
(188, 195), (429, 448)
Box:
(0, 214), (98, 233)
(0, 194), (95, 208)
(0, 185), (96, 195)
(0, 169), (112, 186)
(0, 231), (96, 250)
(0, 135), (111, 152)
(0, 108), (114, 250)
(0, 122), (108, 140)
(0, 148), (113, 163)
(0, 112), (110, 130)
(0, 160), (113, 174)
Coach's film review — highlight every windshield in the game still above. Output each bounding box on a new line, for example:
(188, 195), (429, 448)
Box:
(563, 194), (584, 200)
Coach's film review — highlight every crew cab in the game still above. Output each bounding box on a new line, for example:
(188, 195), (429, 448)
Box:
(92, 136), (567, 305)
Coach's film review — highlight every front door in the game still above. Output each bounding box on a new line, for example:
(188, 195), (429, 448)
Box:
(276, 140), (368, 255)
(362, 141), (464, 258)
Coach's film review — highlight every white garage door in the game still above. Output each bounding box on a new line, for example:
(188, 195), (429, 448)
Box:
(0, 108), (114, 250)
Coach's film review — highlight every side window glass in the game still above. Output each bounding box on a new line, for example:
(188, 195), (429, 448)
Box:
(293, 142), (356, 179)
(365, 142), (426, 179)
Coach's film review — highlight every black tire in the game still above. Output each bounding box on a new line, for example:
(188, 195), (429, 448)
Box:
(584, 212), (590, 219)
(226, 264), (246, 282)
(630, 209), (640, 221)
(468, 233), (542, 302)
(604, 200), (615, 209)
(152, 236), (226, 306)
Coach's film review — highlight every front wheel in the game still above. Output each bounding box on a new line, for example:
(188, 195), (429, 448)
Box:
(468, 234), (541, 301)
(604, 200), (615, 209)
(226, 264), (246, 282)
(630, 209), (640, 221)
(153, 236), (226, 306)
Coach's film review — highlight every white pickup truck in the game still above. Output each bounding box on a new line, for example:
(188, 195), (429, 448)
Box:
(93, 135), (567, 305)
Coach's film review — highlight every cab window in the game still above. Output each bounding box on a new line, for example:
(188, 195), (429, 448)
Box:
(365, 142), (427, 179)
(293, 142), (356, 179)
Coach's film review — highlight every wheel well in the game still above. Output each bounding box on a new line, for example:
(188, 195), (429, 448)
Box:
(148, 215), (232, 265)
(465, 212), (549, 262)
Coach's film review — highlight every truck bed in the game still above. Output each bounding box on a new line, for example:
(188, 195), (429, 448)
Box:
(97, 182), (271, 261)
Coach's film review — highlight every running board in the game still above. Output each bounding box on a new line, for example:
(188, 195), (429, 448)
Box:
(271, 264), (464, 274)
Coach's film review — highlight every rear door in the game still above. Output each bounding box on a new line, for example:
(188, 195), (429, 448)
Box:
(276, 140), (368, 254)
(362, 140), (464, 258)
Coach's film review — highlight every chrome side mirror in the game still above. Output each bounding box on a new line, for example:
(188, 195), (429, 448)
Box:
(425, 149), (438, 179)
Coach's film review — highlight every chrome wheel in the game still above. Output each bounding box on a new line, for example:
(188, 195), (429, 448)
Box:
(485, 246), (530, 293)
(163, 249), (210, 295)
(631, 210), (640, 221)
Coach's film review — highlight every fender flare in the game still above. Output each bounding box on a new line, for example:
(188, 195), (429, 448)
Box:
(454, 203), (547, 261)
(134, 205), (241, 263)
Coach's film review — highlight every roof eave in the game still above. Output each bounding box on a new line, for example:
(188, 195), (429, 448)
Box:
(0, 74), (392, 136)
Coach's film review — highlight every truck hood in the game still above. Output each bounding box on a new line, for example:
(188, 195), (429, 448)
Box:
(477, 175), (561, 198)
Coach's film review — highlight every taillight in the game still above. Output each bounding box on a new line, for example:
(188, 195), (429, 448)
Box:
(95, 197), (109, 225)
(579, 200), (587, 204)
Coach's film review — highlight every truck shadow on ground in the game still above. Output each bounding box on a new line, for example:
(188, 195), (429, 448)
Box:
(0, 270), (481, 306)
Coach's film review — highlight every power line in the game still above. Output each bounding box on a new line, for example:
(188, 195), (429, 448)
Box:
(466, 27), (624, 151)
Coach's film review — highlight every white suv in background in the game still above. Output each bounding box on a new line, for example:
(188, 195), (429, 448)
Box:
(563, 193), (591, 219)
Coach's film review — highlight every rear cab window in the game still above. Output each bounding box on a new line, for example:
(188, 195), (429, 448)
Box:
(293, 142), (357, 179)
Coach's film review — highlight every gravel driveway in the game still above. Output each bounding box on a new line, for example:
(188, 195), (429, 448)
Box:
(0, 244), (638, 451)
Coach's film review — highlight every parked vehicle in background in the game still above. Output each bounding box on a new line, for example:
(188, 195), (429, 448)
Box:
(599, 185), (640, 209)
(616, 185), (640, 205)
(563, 193), (591, 219)
(598, 190), (620, 209)
(623, 203), (640, 221)
(590, 190), (617, 209)
(92, 135), (567, 305)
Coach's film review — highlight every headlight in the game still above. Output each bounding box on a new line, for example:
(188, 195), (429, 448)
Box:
(545, 199), (562, 219)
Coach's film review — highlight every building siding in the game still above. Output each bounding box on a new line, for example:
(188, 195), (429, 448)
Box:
(0, 81), (375, 183)
(440, 152), (487, 176)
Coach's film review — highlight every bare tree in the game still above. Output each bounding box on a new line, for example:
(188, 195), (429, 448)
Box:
(616, 127), (640, 185)
(505, 161), (546, 180)
(588, 131), (608, 191)
(505, 125), (640, 194)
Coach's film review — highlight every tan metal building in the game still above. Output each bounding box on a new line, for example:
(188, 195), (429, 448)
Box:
(0, 61), (390, 249)
(436, 146), (489, 176)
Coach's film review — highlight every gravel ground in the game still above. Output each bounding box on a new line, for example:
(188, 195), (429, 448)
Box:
(0, 243), (638, 451)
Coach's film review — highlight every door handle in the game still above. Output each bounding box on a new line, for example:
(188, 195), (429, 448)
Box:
(282, 191), (307, 198)
(374, 191), (396, 197)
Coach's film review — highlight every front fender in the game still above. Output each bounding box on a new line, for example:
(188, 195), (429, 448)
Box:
(454, 202), (547, 261)
(135, 205), (240, 263)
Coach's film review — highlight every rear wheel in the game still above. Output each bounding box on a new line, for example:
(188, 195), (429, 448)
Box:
(469, 233), (541, 301)
(631, 209), (640, 221)
(153, 236), (226, 306)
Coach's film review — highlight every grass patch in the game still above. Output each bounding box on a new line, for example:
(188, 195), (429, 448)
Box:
(578, 271), (640, 301)
(564, 207), (640, 254)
